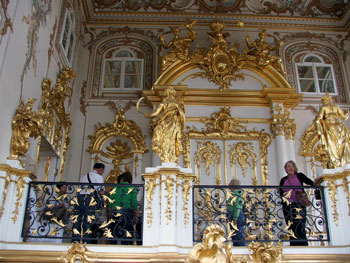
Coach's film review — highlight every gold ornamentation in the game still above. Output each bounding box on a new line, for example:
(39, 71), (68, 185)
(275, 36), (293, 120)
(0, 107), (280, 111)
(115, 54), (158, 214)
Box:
(0, 174), (10, 220)
(194, 141), (222, 185)
(8, 98), (43, 162)
(327, 180), (339, 226)
(248, 241), (282, 263)
(182, 179), (191, 227)
(184, 107), (271, 185)
(164, 176), (174, 224)
(315, 94), (350, 168)
(137, 87), (184, 163)
(199, 20), (244, 91)
(270, 106), (296, 139)
(160, 20), (197, 72)
(61, 242), (90, 263)
(185, 224), (233, 263)
(11, 175), (25, 223)
(145, 177), (156, 227)
(229, 142), (257, 185)
(245, 29), (285, 74)
(58, 115), (72, 181)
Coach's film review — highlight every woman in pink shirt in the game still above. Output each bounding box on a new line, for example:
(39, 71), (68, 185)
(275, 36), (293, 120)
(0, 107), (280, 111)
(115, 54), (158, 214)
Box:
(279, 160), (316, 246)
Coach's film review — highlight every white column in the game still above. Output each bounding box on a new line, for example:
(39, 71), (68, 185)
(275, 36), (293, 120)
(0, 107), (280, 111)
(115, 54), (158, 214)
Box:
(285, 139), (295, 162)
(275, 135), (288, 179)
(142, 163), (195, 251)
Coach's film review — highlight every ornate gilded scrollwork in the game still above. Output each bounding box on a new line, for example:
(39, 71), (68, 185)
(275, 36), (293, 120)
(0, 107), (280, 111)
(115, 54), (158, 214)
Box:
(182, 178), (191, 227)
(8, 98), (43, 162)
(88, 107), (148, 180)
(198, 20), (244, 91)
(194, 141), (222, 185)
(184, 107), (271, 185)
(186, 224), (282, 263)
(145, 177), (156, 227)
(61, 242), (90, 263)
(270, 104), (296, 139)
(229, 142), (257, 185)
(164, 176), (174, 224)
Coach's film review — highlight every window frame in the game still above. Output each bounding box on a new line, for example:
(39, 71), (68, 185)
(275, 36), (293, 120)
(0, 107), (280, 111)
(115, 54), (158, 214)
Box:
(101, 50), (144, 91)
(59, 10), (75, 66)
(295, 54), (337, 96)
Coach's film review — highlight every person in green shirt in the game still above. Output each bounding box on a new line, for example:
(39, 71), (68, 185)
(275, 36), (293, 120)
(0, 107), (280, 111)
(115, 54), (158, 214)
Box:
(109, 171), (138, 244)
(227, 179), (246, 246)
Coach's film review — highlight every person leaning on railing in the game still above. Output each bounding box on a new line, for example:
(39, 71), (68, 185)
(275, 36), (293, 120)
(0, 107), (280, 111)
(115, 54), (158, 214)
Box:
(227, 179), (246, 247)
(279, 160), (319, 246)
(109, 171), (138, 245)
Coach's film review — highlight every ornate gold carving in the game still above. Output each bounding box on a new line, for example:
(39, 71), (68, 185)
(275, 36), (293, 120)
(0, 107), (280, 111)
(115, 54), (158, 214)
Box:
(61, 242), (90, 263)
(8, 98), (43, 163)
(88, 107), (147, 179)
(194, 141), (222, 185)
(58, 115), (72, 181)
(164, 176), (174, 224)
(185, 224), (233, 263)
(11, 175), (24, 223)
(271, 106), (296, 139)
(198, 20), (244, 91)
(327, 179), (339, 226)
(137, 87), (184, 163)
(245, 29), (285, 74)
(184, 107), (271, 185)
(182, 179), (191, 227)
(145, 177), (156, 227)
(248, 241), (282, 263)
(160, 20), (197, 72)
(229, 142), (257, 185)
(80, 80), (87, 116)
(0, 173), (10, 220)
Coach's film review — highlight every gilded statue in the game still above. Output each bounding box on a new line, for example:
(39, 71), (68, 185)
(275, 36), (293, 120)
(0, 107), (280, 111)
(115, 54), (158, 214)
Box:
(160, 20), (197, 71)
(137, 87), (185, 164)
(8, 98), (43, 161)
(245, 29), (284, 73)
(315, 94), (350, 168)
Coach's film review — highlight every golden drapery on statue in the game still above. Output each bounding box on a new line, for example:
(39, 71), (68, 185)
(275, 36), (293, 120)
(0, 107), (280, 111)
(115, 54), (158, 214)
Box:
(315, 94), (350, 168)
(137, 87), (185, 164)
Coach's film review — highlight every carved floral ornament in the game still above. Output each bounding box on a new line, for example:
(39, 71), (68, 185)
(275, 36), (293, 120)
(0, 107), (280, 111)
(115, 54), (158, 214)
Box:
(184, 107), (271, 185)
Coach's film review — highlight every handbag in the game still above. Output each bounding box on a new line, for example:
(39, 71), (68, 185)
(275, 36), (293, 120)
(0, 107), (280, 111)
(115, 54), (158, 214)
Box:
(287, 177), (311, 207)
(295, 190), (311, 207)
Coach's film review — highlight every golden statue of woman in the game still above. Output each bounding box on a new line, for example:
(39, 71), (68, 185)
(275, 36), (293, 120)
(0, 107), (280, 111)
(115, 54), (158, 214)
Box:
(315, 94), (350, 168)
(137, 87), (185, 164)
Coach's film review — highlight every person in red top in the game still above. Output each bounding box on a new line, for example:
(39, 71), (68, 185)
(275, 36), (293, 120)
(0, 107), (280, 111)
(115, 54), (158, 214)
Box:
(279, 160), (316, 246)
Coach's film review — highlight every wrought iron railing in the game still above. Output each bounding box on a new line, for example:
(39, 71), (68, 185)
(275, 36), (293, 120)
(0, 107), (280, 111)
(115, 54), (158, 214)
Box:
(193, 185), (329, 246)
(22, 182), (144, 244)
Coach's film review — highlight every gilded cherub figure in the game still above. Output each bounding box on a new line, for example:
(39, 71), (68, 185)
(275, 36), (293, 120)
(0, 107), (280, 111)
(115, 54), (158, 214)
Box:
(315, 94), (350, 168)
(246, 29), (285, 73)
(160, 20), (197, 71)
(137, 87), (185, 164)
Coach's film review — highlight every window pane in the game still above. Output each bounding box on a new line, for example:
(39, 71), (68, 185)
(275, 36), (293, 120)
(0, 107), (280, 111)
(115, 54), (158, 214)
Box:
(304, 56), (321, 63)
(319, 80), (335, 93)
(316, 66), (332, 79)
(124, 61), (141, 89)
(104, 61), (121, 89)
(106, 61), (121, 75)
(61, 17), (70, 49)
(297, 66), (313, 78)
(300, 79), (316, 93)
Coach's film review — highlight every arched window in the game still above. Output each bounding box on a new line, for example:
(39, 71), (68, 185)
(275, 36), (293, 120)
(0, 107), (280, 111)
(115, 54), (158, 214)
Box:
(102, 49), (144, 90)
(60, 10), (75, 65)
(295, 54), (337, 95)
